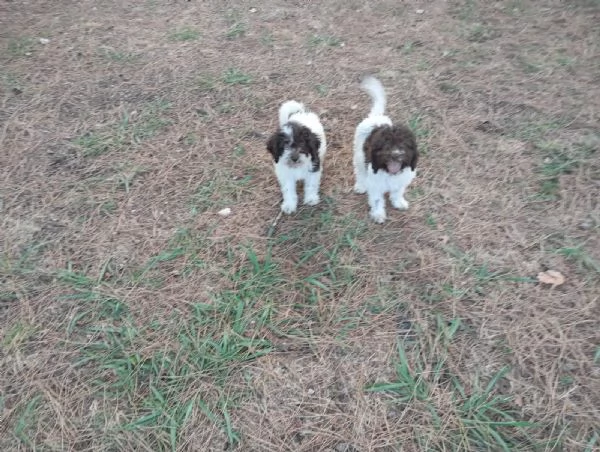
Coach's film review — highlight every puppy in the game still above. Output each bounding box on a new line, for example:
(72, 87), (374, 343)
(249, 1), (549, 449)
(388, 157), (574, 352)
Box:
(267, 100), (326, 214)
(353, 76), (418, 223)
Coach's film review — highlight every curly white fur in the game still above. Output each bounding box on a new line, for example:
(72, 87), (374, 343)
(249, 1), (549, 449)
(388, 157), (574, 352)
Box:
(353, 77), (416, 223)
(274, 101), (327, 214)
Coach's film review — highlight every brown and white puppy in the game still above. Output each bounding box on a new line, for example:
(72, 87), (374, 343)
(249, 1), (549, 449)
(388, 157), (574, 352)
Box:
(353, 77), (418, 223)
(267, 101), (326, 214)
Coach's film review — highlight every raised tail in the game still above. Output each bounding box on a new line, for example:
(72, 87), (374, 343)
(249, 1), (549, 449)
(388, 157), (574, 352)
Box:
(278, 100), (305, 126)
(361, 76), (386, 117)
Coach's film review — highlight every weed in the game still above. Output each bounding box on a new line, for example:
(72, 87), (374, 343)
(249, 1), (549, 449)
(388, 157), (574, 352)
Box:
(555, 243), (600, 273)
(99, 48), (139, 63)
(401, 41), (416, 54)
(408, 113), (431, 154)
(516, 55), (542, 74)
(226, 22), (246, 39)
(2, 321), (37, 352)
(533, 139), (596, 199)
(196, 74), (218, 92)
(57, 241), (278, 448)
(260, 31), (274, 47)
(425, 214), (437, 228)
(308, 34), (342, 48)
(72, 131), (114, 157)
(222, 68), (253, 85)
(14, 394), (42, 448)
(1, 71), (23, 92)
(439, 82), (460, 93)
(467, 24), (498, 43)
(7, 37), (35, 57)
(512, 118), (566, 142)
(114, 165), (148, 193)
(233, 144), (246, 157)
(169, 27), (200, 41)
(72, 100), (171, 157)
(457, 0), (477, 21)
(367, 317), (536, 450)
(315, 84), (329, 96)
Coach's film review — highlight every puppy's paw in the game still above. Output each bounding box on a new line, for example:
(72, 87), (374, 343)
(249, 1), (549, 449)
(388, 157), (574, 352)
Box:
(370, 210), (386, 224)
(281, 202), (297, 214)
(392, 197), (409, 210)
(353, 184), (366, 194)
(304, 195), (320, 206)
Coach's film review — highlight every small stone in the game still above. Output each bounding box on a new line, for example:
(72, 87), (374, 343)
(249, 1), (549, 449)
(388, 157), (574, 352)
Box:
(39, 38), (50, 45)
(249, 7), (257, 13)
(416, 9), (425, 14)
(218, 207), (232, 217)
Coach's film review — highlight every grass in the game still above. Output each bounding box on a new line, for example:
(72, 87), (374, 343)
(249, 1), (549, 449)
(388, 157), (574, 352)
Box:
(533, 139), (596, 200)
(189, 172), (253, 215)
(222, 68), (252, 85)
(169, 27), (200, 42)
(72, 100), (171, 156)
(2, 1), (600, 450)
(315, 84), (329, 96)
(99, 48), (140, 63)
(57, 240), (280, 448)
(555, 243), (600, 274)
(408, 113), (432, 154)
(308, 34), (342, 48)
(225, 22), (246, 40)
(466, 23), (498, 43)
(367, 317), (537, 450)
(6, 37), (35, 57)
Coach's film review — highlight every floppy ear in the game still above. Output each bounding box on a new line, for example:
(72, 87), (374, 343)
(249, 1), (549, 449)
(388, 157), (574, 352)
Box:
(307, 133), (321, 172)
(409, 150), (418, 171)
(266, 132), (283, 163)
(400, 134), (418, 171)
(364, 127), (387, 174)
(370, 145), (385, 174)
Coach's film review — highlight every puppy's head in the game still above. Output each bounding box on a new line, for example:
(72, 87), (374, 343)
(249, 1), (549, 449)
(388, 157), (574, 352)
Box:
(266, 123), (321, 171)
(364, 124), (418, 174)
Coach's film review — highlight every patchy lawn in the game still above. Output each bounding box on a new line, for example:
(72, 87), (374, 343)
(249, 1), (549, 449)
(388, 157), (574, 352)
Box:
(1, 1), (599, 450)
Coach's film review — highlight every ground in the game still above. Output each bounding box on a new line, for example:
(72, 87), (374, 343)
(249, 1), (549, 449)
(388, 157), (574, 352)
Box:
(1, 0), (599, 450)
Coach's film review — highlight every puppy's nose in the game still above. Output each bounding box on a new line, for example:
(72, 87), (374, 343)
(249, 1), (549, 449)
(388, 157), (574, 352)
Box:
(291, 155), (299, 162)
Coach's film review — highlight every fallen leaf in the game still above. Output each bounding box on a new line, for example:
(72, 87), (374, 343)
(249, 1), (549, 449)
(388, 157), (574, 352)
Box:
(537, 270), (565, 287)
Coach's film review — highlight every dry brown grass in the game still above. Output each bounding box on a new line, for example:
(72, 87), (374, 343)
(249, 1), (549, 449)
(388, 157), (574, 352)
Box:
(1, 1), (599, 451)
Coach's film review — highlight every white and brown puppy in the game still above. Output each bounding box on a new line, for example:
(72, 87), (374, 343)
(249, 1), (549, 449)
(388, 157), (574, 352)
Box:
(267, 100), (326, 214)
(353, 76), (418, 223)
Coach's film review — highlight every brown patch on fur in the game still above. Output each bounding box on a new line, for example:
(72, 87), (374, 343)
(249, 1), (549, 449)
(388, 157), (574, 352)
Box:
(266, 122), (321, 171)
(364, 124), (418, 174)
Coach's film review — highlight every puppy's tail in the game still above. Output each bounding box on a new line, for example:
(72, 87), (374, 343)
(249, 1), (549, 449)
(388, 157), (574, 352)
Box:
(361, 76), (386, 117)
(279, 100), (305, 126)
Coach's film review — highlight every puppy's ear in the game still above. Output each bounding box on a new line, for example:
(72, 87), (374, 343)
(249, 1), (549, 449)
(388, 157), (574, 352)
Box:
(266, 132), (283, 163)
(307, 133), (321, 172)
(400, 133), (418, 171)
(370, 146), (385, 174)
(364, 127), (386, 174)
(409, 150), (418, 171)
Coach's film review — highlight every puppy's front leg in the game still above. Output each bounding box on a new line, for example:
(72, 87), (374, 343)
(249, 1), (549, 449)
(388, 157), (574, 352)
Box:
(368, 189), (386, 223)
(390, 187), (409, 210)
(303, 170), (321, 206)
(279, 177), (298, 214)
